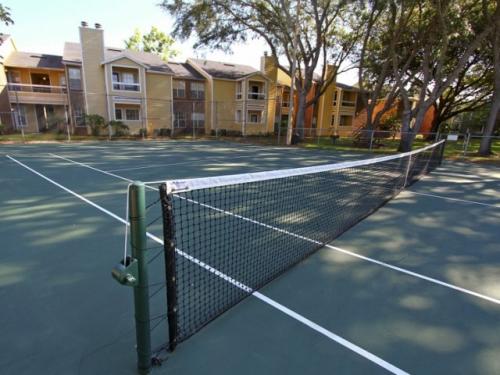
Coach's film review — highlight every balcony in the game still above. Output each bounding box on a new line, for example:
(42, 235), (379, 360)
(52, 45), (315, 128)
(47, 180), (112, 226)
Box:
(8, 83), (67, 105)
(247, 92), (266, 100)
(112, 81), (140, 92)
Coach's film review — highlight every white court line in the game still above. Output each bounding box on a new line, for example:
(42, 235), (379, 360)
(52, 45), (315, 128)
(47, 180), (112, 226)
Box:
(6, 154), (408, 375)
(405, 190), (499, 209)
(103, 154), (282, 173)
(48, 152), (500, 306)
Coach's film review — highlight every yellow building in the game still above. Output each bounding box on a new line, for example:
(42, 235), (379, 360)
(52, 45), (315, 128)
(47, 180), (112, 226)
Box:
(187, 58), (274, 135)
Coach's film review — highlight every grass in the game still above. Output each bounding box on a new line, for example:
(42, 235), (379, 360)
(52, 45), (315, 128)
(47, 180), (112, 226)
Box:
(302, 136), (500, 163)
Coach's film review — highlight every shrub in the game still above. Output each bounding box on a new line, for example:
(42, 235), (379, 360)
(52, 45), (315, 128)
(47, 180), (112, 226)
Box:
(0, 123), (5, 135)
(158, 128), (171, 137)
(85, 114), (105, 136)
(108, 120), (129, 137)
(139, 128), (147, 137)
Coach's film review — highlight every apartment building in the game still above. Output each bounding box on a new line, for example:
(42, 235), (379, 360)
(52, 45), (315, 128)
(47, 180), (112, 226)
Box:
(0, 34), (69, 133)
(167, 62), (206, 135)
(186, 58), (274, 135)
(0, 23), (360, 137)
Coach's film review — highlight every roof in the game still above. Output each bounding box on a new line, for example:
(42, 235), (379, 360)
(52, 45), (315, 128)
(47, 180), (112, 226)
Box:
(63, 42), (173, 74)
(4, 51), (64, 69)
(167, 62), (204, 80)
(336, 82), (358, 91)
(190, 58), (258, 80)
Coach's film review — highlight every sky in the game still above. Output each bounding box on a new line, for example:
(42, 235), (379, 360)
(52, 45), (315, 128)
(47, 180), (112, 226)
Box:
(2, 0), (357, 84)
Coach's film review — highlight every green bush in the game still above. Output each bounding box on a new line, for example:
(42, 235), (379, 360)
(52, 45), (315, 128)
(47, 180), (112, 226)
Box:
(85, 114), (105, 136)
(0, 123), (5, 135)
(108, 120), (129, 137)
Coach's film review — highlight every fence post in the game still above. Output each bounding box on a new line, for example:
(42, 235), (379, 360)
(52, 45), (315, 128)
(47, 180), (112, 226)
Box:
(369, 129), (374, 150)
(129, 182), (152, 374)
(463, 130), (471, 157)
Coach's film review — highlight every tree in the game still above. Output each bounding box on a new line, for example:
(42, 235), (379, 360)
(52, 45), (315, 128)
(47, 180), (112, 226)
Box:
(161, 0), (360, 139)
(395, 0), (496, 151)
(0, 4), (13, 25)
(354, 0), (421, 135)
(124, 26), (178, 61)
(479, 0), (500, 155)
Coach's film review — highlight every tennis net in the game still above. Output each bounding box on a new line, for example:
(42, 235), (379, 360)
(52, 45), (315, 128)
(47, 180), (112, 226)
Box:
(158, 139), (445, 349)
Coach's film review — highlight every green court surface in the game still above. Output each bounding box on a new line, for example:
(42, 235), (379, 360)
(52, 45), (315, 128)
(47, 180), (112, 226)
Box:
(1, 140), (499, 375)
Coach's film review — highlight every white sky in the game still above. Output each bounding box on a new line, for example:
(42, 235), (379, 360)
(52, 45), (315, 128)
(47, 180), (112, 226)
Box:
(2, 0), (357, 85)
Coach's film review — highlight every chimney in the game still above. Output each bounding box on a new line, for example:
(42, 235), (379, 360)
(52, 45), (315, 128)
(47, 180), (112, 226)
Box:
(95, 23), (102, 29)
(79, 22), (107, 119)
(260, 52), (277, 78)
(81, 21), (88, 27)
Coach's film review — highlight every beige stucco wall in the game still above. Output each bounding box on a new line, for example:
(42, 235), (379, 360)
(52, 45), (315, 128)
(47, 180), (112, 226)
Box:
(146, 73), (172, 132)
(80, 26), (108, 120)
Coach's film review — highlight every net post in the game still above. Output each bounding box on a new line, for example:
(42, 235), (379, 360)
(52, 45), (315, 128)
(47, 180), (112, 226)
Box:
(129, 182), (152, 374)
(159, 183), (178, 351)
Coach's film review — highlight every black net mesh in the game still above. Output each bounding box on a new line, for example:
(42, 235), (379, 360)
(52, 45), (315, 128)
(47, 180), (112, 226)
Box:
(159, 141), (444, 348)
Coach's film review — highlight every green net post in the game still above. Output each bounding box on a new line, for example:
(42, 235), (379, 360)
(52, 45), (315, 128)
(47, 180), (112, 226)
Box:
(129, 182), (152, 374)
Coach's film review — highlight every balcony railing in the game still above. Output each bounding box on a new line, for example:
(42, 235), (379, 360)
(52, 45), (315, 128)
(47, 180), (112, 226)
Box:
(7, 83), (67, 94)
(247, 92), (266, 100)
(112, 81), (140, 92)
(341, 100), (356, 107)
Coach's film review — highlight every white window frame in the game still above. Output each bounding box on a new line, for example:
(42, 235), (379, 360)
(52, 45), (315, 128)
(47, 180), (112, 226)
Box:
(247, 110), (263, 124)
(191, 112), (205, 128)
(247, 81), (265, 100)
(13, 104), (27, 128)
(173, 80), (186, 98)
(235, 109), (242, 123)
(74, 107), (85, 127)
(236, 82), (243, 100)
(111, 65), (141, 92)
(68, 67), (82, 90)
(125, 108), (140, 121)
(190, 82), (204, 99)
(174, 112), (187, 128)
(115, 108), (123, 121)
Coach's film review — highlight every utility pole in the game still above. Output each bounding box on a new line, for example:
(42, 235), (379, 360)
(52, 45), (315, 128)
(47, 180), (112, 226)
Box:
(286, 0), (300, 145)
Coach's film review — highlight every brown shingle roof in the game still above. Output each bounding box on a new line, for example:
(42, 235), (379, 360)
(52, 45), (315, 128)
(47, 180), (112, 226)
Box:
(167, 62), (204, 80)
(63, 42), (173, 74)
(190, 58), (258, 80)
(5, 51), (64, 69)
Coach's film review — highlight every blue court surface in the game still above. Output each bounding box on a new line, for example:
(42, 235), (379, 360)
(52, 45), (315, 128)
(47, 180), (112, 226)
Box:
(1, 140), (499, 375)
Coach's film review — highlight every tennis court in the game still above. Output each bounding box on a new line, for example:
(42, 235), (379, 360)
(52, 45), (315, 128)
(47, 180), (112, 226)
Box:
(1, 139), (499, 375)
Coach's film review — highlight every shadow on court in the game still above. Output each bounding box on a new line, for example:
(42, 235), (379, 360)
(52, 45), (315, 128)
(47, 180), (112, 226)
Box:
(0, 140), (498, 375)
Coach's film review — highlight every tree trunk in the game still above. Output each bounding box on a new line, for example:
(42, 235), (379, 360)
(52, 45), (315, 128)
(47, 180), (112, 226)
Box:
(478, 92), (500, 155)
(295, 89), (307, 139)
(479, 0), (500, 155)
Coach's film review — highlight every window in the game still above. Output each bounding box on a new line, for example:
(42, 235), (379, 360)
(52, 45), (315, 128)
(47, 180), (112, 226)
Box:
(248, 110), (263, 124)
(330, 115), (336, 127)
(112, 69), (140, 91)
(74, 107), (85, 127)
(125, 108), (140, 120)
(341, 91), (356, 106)
(248, 82), (265, 100)
(190, 82), (204, 99)
(235, 110), (242, 123)
(13, 105), (27, 128)
(174, 112), (186, 128)
(60, 75), (66, 88)
(236, 82), (243, 99)
(115, 108), (123, 120)
(333, 91), (338, 106)
(339, 115), (353, 127)
(192, 112), (205, 128)
(7, 70), (21, 91)
(173, 80), (186, 98)
(68, 68), (82, 90)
